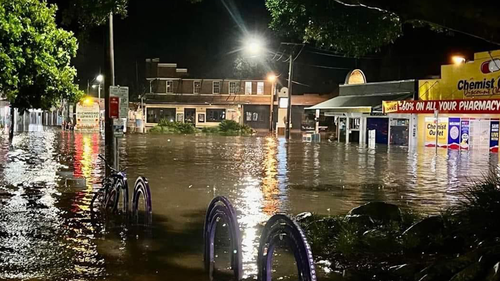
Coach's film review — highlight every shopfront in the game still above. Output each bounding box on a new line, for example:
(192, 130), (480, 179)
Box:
(384, 98), (500, 152)
(307, 76), (416, 146)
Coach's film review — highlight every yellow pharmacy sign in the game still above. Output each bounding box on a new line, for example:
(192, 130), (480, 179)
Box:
(419, 50), (500, 100)
(424, 117), (448, 147)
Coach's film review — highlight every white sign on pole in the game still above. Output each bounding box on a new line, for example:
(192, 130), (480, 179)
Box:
(113, 118), (125, 138)
(109, 86), (129, 119)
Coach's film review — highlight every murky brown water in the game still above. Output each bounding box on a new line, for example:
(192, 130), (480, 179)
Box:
(0, 128), (497, 280)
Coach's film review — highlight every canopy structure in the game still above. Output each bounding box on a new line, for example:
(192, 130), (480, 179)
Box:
(306, 80), (416, 114)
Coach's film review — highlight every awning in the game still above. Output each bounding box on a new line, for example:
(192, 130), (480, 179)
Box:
(305, 93), (413, 113)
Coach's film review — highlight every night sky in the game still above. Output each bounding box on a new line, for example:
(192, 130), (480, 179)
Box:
(51, 0), (499, 99)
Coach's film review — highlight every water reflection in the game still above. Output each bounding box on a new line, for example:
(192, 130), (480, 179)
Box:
(0, 130), (498, 280)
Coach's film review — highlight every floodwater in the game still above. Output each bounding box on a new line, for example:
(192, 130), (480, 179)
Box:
(0, 128), (498, 280)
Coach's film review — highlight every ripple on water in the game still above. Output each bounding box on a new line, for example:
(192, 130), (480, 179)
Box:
(0, 130), (498, 280)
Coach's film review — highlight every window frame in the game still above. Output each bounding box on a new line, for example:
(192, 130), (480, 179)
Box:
(257, 82), (264, 95)
(245, 81), (252, 95)
(193, 80), (202, 94)
(206, 109), (226, 122)
(166, 80), (174, 93)
(212, 81), (221, 94)
(229, 81), (239, 95)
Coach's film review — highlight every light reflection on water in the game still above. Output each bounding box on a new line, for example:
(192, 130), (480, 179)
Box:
(0, 129), (497, 280)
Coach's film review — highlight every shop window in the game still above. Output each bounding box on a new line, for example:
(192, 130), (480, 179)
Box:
(245, 112), (263, 122)
(147, 108), (176, 123)
(206, 109), (226, 122)
(350, 118), (361, 130)
(257, 82), (264, 95)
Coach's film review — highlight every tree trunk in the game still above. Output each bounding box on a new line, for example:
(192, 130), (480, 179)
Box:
(9, 106), (14, 140)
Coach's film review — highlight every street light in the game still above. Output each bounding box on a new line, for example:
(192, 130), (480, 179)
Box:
(267, 73), (278, 132)
(243, 36), (265, 57)
(267, 73), (277, 83)
(94, 74), (104, 133)
(452, 56), (466, 65)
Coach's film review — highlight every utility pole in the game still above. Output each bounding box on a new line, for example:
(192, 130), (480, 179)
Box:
(104, 12), (116, 175)
(286, 53), (294, 139)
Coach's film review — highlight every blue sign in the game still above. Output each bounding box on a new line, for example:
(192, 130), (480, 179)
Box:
(460, 120), (470, 150)
(448, 118), (461, 149)
(490, 120), (499, 152)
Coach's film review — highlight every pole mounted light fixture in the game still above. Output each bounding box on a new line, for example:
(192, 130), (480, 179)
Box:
(96, 74), (104, 83)
(452, 56), (466, 65)
(267, 73), (277, 82)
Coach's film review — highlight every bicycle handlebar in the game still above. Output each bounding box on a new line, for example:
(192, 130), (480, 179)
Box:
(98, 154), (126, 173)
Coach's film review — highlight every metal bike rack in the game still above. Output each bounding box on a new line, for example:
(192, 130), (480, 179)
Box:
(257, 214), (317, 281)
(203, 196), (242, 281)
(132, 176), (153, 224)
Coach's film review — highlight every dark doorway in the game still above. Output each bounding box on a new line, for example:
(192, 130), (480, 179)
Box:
(367, 118), (389, 144)
(184, 108), (196, 124)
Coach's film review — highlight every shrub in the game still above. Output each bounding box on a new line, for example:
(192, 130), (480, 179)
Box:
(202, 126), (219, 134)
(176, 122), (196, 134)
(218, 120), (241, 132)
(218, 120), (254, 136)
(153, 119), (197, 134)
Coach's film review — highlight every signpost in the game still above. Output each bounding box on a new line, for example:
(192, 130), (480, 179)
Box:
(109, 86), (129, 169)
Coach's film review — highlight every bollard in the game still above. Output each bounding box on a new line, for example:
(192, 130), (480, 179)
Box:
(204, 196), (242, 281)
(132, 176), (152, 224)
(257, 214), (316, 281)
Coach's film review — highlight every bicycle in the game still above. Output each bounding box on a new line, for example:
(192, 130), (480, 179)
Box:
(90, 154), (129, 221)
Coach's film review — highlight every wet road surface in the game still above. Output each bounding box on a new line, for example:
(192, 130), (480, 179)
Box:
(0, 128), (497, 280)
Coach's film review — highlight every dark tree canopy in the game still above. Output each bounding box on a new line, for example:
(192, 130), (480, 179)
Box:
(61, 0), (128, 31)
(0, 0), (81, 112)
(266, 0), (403, 57)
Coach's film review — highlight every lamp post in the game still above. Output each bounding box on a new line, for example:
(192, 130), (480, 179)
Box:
(93, 74), (104, 133)
(267, 73), (277, 132)
(243, 37), (300, 139)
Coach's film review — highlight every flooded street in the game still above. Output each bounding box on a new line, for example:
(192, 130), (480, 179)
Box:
(0, 128), (498, 280)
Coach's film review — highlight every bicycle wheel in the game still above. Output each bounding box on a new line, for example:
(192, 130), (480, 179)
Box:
(105, 185), (119, 213)
(90, 191), (105, 222)
(118, 177), (129, 213)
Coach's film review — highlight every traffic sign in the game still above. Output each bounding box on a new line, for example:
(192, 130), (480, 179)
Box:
(109, 86), (129, 119)
(113, 119), (125, 138)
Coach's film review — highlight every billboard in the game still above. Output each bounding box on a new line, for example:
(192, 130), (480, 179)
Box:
(76, 101), (99, 130)
(418, 49), (500, 100)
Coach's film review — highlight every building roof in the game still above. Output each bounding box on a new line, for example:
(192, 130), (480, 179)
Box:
(306, 80), (416, 112)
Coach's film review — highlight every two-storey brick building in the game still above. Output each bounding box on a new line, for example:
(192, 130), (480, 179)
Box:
(144, 60), (274, 130)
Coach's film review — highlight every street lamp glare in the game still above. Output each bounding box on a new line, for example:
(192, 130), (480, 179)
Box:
(96, 74), (104, 83)
(452, 56), (466, 65)
(244, 36), (265, 56)
(267, 73), (277, 82)
(92, 85), (97, 89)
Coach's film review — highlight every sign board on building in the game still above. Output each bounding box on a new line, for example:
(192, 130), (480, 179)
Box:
(383, 99), (500, 114)
(419, 50), (500, 100)
(109, 86), (129, 119)
(75, 101), (99, 130)
(345, 69), (367, 85)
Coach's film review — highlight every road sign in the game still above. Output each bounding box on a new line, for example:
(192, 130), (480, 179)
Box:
(109, 86), (129, 119)
(109, 96), (119, 119)
(113, 118), (125, 138)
